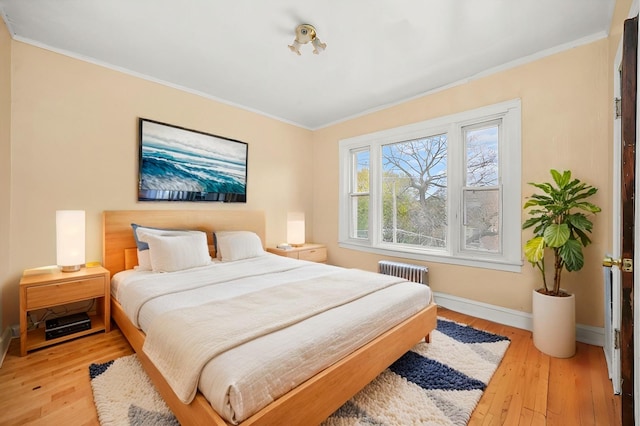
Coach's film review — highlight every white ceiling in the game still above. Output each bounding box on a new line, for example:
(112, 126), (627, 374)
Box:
(0, 0), (616, 129)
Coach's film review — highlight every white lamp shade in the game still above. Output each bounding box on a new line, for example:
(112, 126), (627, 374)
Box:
(56, 210), (85, 272)
(287, 212), (305, 246)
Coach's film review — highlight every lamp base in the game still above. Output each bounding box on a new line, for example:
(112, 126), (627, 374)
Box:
(60, 265), (81, 273)
(290, 243), (305, 247)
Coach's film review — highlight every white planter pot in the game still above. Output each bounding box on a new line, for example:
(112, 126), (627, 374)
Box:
(532, 289), (576, 358)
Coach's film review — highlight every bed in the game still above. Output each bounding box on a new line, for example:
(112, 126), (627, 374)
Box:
(103, 210), (437, 426)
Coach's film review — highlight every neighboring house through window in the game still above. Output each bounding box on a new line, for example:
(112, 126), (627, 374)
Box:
(339, 99), (522, 272)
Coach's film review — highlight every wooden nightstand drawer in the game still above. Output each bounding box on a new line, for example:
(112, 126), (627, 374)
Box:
(275, 250), (299, 259)
(299, 247), (327, 263)
(267, 243), (327, 263)
(26, 276), (105, 309)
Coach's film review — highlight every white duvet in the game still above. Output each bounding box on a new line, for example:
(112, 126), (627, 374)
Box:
(112, 254), (432, 424)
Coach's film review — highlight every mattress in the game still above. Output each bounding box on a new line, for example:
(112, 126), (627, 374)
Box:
(112, 253), (432, 424)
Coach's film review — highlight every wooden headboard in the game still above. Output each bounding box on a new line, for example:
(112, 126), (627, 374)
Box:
(103, 210), (266, 276)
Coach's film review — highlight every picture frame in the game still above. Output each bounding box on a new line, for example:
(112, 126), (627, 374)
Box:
(138, 118), (248, 202)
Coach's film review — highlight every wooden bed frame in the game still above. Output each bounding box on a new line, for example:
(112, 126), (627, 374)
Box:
(103, 210), (437, 426)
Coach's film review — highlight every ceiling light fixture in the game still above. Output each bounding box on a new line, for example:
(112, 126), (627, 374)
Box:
(289, 24), (326, 55)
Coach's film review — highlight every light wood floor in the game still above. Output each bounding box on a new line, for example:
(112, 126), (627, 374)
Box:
(0, 308), (621, 425)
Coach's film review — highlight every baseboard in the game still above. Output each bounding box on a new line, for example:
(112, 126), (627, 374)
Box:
(433, 291), (604, 347)
(0, 326), (13, 368)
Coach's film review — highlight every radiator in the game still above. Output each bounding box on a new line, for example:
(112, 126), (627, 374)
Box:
(378, 260), (428, 285)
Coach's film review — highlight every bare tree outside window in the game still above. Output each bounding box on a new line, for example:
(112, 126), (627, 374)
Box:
(463, 122), (500, 252)
(381, 134), (448, 249)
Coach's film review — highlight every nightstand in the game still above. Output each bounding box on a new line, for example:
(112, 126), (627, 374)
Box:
(267, 243), (327, 263)
(19, 266), (111, 356)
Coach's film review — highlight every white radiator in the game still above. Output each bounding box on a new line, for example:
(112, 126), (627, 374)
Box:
(378, 260), (428, 285)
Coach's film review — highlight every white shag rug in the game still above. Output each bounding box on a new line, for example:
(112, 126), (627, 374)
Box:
(89, 355), (178, 426)
(89, 318), (510, 425)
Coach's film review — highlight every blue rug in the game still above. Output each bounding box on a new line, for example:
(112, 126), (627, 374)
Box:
(89, 318), (509, 425)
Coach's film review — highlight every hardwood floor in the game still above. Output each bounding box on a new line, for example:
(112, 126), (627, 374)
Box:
(0, 328), (133, 426)
(0, 308), (621, 425)
(441, 308), (622, 426)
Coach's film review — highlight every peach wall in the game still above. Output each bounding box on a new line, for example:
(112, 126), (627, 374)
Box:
(1, 3), (632, 332)
(0, 17), (11, 332)
(312, 39), (611, 328)
(3, 41), (314, 325)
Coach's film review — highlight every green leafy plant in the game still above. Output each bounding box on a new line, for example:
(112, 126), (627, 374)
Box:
(522, 169), (601, 296)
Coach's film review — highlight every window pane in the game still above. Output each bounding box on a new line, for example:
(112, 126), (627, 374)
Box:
(381, 134), (447, 249)
(350, 149), (370, 239)
(463, 188), (500, 252)
(350, 195), (369, 239)
(465, 123), (499, 186)
(354, 150), (369, 193)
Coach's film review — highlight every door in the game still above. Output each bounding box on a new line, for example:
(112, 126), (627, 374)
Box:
(605, 37), (623, 396)
(620, 15), (637, 426)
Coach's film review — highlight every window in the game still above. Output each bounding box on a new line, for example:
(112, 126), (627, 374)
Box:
(349, 149), (370, 239)
(381, 133), (448, 249)
(339, 100), (522, 272)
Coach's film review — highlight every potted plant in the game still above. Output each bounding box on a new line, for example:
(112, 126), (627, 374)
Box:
(522, 169), (601, 357)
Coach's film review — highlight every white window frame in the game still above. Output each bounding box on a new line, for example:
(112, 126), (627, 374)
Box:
(338, 99), (522, 272)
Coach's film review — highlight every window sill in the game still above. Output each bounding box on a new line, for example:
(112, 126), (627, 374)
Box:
(338, 241), (523, 273)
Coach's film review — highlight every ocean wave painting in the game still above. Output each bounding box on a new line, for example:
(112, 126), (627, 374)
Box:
(138, 119), (248, 202)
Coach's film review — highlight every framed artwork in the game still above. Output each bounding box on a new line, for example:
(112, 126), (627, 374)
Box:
(138, 118), (248, 202)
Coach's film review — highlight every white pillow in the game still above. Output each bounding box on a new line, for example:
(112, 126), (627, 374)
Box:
(132, 223), (191, 250)
(132, 224), (196, 270)
(137, 230), (211, 272)
(215, 231), (265, 262)
(213, 230), (242, 259)
(136, 249), (152, 271)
